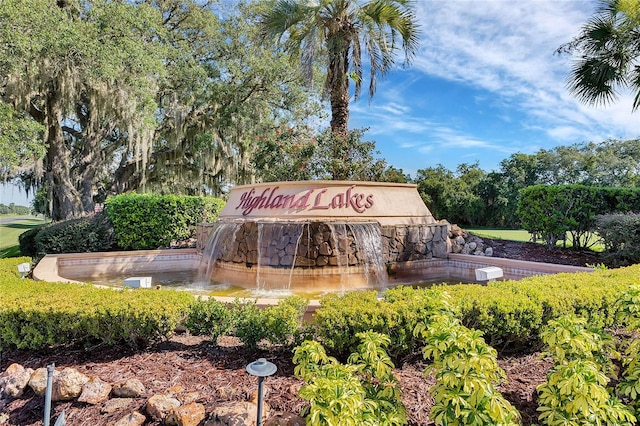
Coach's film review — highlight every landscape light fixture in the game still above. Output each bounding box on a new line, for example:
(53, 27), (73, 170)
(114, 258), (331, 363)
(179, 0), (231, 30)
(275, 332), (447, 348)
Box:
(246, 358), (277, 426)
(17, 262), (30, 278)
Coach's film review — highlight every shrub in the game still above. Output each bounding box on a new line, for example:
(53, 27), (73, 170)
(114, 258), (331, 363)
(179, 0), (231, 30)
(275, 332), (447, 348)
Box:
(294, 331), (407, 425)
(32, 211), (115, 259)
(596, 213), (640, 267)
(185, 297), (233, 342)
(536, 315), (635, 426)
(416, 312), (521, 425)
(313, 287), (449, 358)
(444, 283), (543, 349)
(185, 296), (307, 350)
(105, 194), (225, 250)
(0, 257), (194, 350)
(18, 225), (46, 257)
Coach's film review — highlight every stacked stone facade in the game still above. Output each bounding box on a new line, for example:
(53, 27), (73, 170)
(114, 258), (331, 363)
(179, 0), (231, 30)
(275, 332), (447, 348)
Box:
(198, 221), (450, 270)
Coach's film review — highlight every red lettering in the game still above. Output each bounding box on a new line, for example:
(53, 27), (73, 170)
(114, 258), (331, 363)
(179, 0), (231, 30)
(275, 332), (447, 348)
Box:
(312, 189), (330, 209)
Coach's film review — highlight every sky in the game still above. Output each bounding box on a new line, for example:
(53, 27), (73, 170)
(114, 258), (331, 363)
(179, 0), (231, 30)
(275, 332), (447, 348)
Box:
(349, 0), (640, 178)
(2, 0), (639, 207)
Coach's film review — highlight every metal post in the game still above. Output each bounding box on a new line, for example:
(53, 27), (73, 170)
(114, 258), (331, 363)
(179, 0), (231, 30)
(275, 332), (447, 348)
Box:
(44, 363), (55, 426)
(256, 376), (265, 426)
(246, 358), (276, 426)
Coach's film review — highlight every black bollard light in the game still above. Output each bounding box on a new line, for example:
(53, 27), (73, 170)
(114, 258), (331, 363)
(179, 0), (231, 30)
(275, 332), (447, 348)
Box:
(246, 358), (277, 426)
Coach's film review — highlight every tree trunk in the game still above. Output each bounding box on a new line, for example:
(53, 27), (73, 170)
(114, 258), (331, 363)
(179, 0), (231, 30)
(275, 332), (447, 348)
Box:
(46, 87), (82, 221)
(328, 46), (350, 135)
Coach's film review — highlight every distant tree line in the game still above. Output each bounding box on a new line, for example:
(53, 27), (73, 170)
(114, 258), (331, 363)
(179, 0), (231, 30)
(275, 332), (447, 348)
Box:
(415, 139), (640, 228)
(0, 203), (31, 216)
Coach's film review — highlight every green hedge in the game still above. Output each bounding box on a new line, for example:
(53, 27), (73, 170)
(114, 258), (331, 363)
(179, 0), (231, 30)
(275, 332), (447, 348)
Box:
(312, 265), (640, 357)
(517, 185), (640, 248)
(0, 258), (194, 350)
(3, 256), (640, 357)
(105, 194), (225, 250)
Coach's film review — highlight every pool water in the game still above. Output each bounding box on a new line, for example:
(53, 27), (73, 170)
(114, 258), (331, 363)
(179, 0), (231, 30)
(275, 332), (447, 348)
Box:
(76, 271), (468, 300)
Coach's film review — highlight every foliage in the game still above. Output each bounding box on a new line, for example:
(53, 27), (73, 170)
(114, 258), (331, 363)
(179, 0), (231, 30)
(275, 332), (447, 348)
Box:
(517, 185), (640, 248)
(596, 213), (640, 267)
(104, 193), (224, 250)
(416, 163), (486, 225)
(185, 296), (308, 350)
(413, 139), (640, 228)
(0, 202), (31, 216)
(536, 315), (636, 425)
(312, 287), (450, 359)
(0, 101), (45, 180)
(311, 128), (391, 181)
(517, 185), (606, 248)
(0, 0), (167, 220)
(260, 0), (420, 134)
(415, 313), (521, 426)
(1, 0), (323, 221)
(251, 125), (317, 182)
(444, 284), (544, 349)
(559, 0), (640, 111)
(293, 331), (407, 425)
(185, 297), (234, 342)
(30, 211), (115, 260)
(0, 257), (194, 350)
(616, 287), (640, 411)
(252, 126), (407, 183)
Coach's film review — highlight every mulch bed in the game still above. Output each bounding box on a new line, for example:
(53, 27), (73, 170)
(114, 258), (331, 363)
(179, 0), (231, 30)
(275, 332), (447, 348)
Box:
(0, 238), (604, 425)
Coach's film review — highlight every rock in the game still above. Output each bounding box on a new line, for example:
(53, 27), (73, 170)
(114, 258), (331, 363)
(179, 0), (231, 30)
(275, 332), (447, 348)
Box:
(113, 378), (146, 398)
(101, 398), (134, 414)
(0, 363), (33, 398)
(449, 224), (467, 238)
(166, 402), (206, 426)
(113, 411), (146, 426)
(467, 242), (477, 251)
(28, 367), (53, 396)
(208, 401), (269, 426)
(52, 368), (89, 401)
(179, 391), (200, 405)
(264, 412), (306, 426)
(146, 394), (181, 421)
(78, 376), (112, 405)
(485, 247), (493, 256)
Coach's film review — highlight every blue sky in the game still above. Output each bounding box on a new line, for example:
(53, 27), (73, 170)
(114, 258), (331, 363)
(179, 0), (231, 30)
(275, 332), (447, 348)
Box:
(3, 0), (639, 207)
(350, 0), (640, 178)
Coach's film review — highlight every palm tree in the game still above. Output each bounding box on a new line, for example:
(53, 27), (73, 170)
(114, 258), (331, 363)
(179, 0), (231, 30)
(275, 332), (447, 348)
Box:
(260, 0), (420, 134)
(559, 0), (640, 110)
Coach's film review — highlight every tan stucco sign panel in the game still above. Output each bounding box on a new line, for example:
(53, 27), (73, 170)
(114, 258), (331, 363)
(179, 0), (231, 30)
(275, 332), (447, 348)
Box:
(220, 181), (436, 224)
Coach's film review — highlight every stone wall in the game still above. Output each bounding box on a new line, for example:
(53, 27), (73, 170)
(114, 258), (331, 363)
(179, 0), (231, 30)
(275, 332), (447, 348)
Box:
(198, 221), (450, 270)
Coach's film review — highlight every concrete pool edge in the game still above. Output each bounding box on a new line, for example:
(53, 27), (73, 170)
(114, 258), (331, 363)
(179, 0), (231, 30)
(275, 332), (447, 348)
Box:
(32, 249), (594, 318)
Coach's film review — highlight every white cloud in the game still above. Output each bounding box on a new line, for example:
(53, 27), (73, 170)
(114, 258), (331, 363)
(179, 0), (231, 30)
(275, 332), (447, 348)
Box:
(410, 0), (638, 143)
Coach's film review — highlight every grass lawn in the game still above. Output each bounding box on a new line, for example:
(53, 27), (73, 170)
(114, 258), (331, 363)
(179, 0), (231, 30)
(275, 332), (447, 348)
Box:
(0, 216), (49, 258)
(466, 226), (604, 252)
(465, 227), (533, 242)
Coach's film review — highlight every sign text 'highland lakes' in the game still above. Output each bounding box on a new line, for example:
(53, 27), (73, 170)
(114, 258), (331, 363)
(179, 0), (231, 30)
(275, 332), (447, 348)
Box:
(235, 185), (374, 215)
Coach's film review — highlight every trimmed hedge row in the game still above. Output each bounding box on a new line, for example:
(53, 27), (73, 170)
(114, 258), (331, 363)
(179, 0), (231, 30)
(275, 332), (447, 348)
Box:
(2, 256), (640, 357)
(0, 258), (194, 350)
(105, 193), (225, 250)
(312, 265), (640, 357)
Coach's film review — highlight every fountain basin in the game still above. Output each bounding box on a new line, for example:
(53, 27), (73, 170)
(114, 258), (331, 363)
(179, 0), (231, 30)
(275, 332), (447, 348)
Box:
(199, 181), (453, 291)
(33, 250), (592, 288)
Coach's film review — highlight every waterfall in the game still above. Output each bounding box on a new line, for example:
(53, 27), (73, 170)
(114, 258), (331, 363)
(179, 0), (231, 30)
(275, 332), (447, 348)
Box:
(198, 219), (388, 292)
(256, 222), (304, 291)
(326, 222), (387, 291)
(196, 221), (240, 284)
(348, 222), (387, 289)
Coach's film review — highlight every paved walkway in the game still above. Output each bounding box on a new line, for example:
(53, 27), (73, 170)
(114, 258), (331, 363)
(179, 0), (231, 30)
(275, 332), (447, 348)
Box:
(0, 215), (37, 225)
